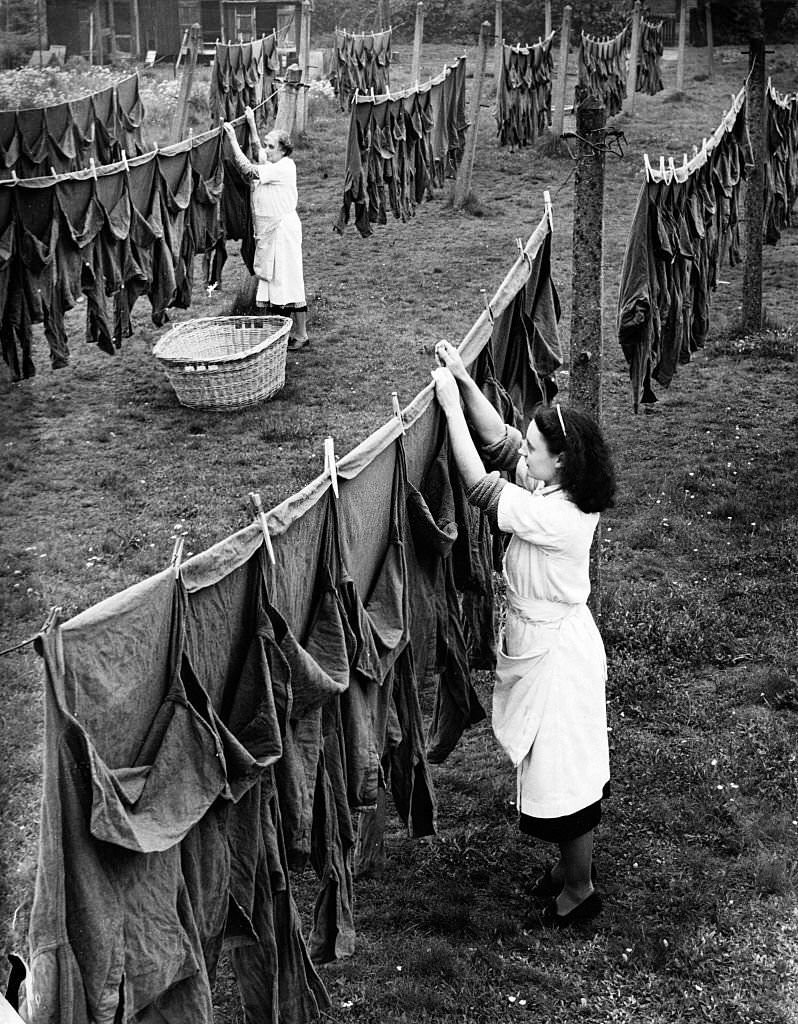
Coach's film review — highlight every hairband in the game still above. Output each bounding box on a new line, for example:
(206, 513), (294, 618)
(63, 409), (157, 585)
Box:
(555, 403), (567, 438)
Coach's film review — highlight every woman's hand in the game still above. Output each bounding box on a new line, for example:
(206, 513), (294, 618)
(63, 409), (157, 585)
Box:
(434, 340), (470, 384)
(222, 122), (235, 138)
(432, 367), (462, 415)
(244, 105), (256, 125)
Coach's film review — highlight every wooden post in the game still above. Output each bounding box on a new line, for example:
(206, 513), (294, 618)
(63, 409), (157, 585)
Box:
(676, 0), (687, 93)
(377, 0), (389, 32)
(625, 0), (641, 114)
(170, 23), (200, 143)
(89, 10), (94, 63)
(544, 0), (551, 38)
(130, 0), (142, 58)
(705, 1), (714, 83)
(218, 0), (225, 42)
(295, 0), (312, 134)
(276, 63), (302, 137)
(94, 0), (104, 65)
(106, 0), (117, 62)
(454, 21), (490, 209)
(570, 86), (606, 616)
(551, 4), (571, 138)
(742, 36), (765, 334)
(411, 2), (423, 84)
(493, 0), (502, 83)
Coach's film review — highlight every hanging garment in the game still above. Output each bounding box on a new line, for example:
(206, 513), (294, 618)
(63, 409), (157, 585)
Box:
(490, 229), (562, 422)
(45, 101), (78, 173)
(115, 73), (146, 155)
(334, 58), (467, 236)
(577, 29), (628, 117)
(189, 131), (227, 291)
(617, 92), (753, 410)
(92, 85), (121, 166)
(636, 19), (664, 95)
(496, 35), (555, 148)
(332, 28), (393, 110)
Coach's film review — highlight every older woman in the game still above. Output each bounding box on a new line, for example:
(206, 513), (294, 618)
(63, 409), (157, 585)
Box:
(222, 108), (308, 348)
(432, 339), (616, 930)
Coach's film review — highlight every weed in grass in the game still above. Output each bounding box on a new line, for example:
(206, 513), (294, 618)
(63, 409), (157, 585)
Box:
(752, 850), (798, 897)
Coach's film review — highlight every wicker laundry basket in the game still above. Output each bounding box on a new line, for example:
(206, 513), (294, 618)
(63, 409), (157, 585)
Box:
(153, 315), (293, 411)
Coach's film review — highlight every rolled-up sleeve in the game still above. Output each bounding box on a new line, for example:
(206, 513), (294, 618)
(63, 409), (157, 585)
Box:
(479, 424), (523, 473)
(466, 471), (507, 531)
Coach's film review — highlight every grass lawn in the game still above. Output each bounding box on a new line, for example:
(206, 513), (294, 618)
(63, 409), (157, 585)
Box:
(1, 36), (797, 1024)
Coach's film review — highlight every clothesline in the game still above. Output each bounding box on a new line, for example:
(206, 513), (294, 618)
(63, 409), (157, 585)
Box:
(0, 84), (284, 187)
(352, 55), (463, 104)
(643, 78), (748, 182)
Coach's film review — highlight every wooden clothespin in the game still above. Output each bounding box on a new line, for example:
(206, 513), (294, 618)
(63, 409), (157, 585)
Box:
(391, 391), (405, 434)
(170, 535), (184, 578)
(10, 169), (18, 184)
(480, 288), (494, 325)
(121, 149), (129, 171)
(249, 491), (276, 565)
(324, 437), (339, 498)
(89, 157), (98, 180)
(516, 235), (531, 269)
(658, 155), (667, 181)
(50, 166), (59, 181)
(543, 189), (553, 230)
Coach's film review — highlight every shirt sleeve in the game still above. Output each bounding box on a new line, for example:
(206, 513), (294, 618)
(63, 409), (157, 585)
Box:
(257, 157), (296, 185)
(497, 484), (587, 553)
(479, 424), (524, 473)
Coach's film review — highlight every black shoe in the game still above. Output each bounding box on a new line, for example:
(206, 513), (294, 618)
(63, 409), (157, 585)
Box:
(529, 862), (598, 902)
(287, 336), (310, 351)
(539, 891), (603, 930)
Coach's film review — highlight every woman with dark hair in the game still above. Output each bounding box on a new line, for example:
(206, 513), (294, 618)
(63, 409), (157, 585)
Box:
(222, 108), (309, 348)
(432, 339), (616, 930)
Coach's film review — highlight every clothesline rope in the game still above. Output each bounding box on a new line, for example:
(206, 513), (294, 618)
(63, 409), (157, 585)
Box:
(0, 83), (286, 187)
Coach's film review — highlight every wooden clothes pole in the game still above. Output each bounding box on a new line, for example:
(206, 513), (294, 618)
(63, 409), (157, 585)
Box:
(570, 86), (606, 616)
(742, 36), (765, 334)
(94, 0), (104, 65)
(454, 20), (490, 209)
(276, 63), (301, 137)
(130, 0), (142, 59)
(625, 0), (641, 114)
(106, 0), (117, 61)
(411, 2), (423, 84)
(295, 0), (312, 134)
(676, 0), (687, 92)
(493, 0), (502, 84)
(544, 0), (551, 39)
(170, 23), (200, 143)
(705, 2), (714, 83)
(551, 4), (571, 138)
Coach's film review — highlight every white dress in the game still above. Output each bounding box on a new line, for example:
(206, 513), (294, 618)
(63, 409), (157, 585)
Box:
(491, 458), (610, 821)
(250, 156), (306, 307)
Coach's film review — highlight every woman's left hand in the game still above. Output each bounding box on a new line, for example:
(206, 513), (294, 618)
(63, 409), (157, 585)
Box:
(432, 367), (461, 414)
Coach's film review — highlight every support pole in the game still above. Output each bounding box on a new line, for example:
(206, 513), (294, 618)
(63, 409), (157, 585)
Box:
(219, 0), (224, 42)
(411, 2), (423, 84)
(170, 23), (200, 143)
(454, 21), (490, 209)
(570, 86), (606, 616)
(276, 63), (302, 137)
(676, 0), (687, 93)
(94, 0), (104, 66)
(544, 0), (551, 39)
(742, 36), (765, 334)
(130, 0), (142, 59)
(705, 1), (714, 83)
(493, 0), (502, 83)
(625, 0), (641, 114)
(551, 4), (571, 139)
(295, 0), (312, 134)
(106, 0), (117, 61)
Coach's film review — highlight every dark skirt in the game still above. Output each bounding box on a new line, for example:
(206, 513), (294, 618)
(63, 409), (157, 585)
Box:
(519, 781), (610, 843)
